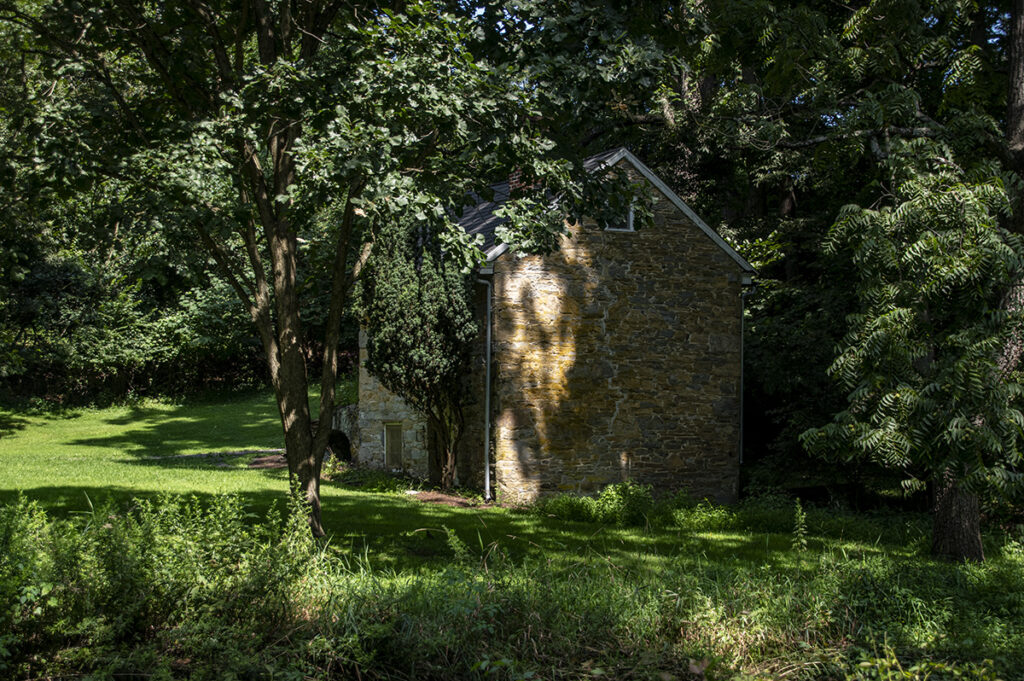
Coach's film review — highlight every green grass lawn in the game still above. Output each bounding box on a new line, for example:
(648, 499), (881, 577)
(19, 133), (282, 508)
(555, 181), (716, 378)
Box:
(0, 386), (928, 573)
(2, 388), (1023, 679)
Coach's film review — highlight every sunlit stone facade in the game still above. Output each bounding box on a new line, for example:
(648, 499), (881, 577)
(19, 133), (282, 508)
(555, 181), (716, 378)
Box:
(346, 152), (752, 503)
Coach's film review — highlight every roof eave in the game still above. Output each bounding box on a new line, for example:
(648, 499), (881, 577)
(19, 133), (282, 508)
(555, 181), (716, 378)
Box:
(592, 149), (756, 275)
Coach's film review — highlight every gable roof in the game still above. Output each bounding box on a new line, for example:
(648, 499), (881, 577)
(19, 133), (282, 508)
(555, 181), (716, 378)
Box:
(459, 181), (510, 255)
(459, 147), (755, 274)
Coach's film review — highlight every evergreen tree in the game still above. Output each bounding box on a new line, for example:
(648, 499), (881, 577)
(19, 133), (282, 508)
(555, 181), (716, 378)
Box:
(360, 221), (477, 490)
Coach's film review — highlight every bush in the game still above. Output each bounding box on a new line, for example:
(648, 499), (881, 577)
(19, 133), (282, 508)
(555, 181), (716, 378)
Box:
(535, 481), (668, 527)
(2, 495), (1021, 679)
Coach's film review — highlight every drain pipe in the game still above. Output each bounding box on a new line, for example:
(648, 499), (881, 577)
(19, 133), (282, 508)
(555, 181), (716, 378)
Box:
(476, 276), (493, 501)
(739, 275), (755, 466)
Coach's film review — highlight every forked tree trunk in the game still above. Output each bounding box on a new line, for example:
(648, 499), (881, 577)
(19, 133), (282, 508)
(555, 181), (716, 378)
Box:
(931, 469), (984, 562)
(281, 408), (325, 538)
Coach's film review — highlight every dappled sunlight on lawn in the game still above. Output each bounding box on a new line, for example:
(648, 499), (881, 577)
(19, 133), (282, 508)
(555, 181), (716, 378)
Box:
(0, 387), (997, 585)
(69, 404), (282, 457)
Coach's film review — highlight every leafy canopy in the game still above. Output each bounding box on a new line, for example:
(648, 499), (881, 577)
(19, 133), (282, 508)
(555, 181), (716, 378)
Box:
(803, 142), (1024, 497)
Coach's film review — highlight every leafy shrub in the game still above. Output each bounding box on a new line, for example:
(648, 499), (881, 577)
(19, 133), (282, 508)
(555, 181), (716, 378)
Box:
(535, 481), (667, 527)
(672, 499), (740, 532)
(535, 492), (598, 523)
(331, 465), (419, 493)
(592, 480), (658, 525)
(2, 495), (1022, 679)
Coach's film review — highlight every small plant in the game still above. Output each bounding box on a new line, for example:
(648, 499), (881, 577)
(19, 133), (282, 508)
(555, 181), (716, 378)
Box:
(444, 526), (473, 565)
(534, 481), (664, 527)
(844, 642), (1003, 680)
(536, 493), (598, 523)
(792, 498), (808, 552)
(320, 453), (348, 481)
(673, 499), (739, 532)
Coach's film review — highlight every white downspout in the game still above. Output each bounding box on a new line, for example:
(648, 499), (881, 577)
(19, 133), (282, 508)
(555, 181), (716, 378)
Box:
(739, 275), (755, 466)
(476, 277), (493, 501)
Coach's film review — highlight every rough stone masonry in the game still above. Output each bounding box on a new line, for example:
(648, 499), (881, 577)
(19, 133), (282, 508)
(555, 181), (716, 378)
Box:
(351, 154), (751, 505)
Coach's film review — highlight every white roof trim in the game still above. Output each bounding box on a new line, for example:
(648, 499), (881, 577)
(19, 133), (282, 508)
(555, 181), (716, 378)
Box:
(485, 242), (509, 262)
(593, 149), (755, 273)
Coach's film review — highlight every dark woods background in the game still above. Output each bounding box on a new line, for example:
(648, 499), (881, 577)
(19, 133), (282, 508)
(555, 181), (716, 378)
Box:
(3, 0), (1023, 518)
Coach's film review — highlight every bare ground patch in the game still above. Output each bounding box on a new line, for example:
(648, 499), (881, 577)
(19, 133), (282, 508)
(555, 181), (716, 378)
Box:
(409, 490), (490, 508)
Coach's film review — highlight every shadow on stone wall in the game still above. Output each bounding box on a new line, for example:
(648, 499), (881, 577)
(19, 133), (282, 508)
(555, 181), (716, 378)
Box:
(491, 187), (743, 504)
(493, 221), (646, 501)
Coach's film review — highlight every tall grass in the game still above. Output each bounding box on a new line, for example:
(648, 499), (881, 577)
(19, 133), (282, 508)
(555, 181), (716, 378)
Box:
(1, 495), (1019, 680)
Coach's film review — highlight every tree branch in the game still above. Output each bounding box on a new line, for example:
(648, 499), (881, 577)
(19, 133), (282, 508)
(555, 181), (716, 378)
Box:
(313, 186), (361, 460)
(776, 126), (938, 149)
(184, 0), (236, 87)
(194, 220), (257, 313)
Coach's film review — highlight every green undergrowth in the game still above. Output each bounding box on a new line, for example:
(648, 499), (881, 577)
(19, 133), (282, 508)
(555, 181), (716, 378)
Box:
(2, 394), (1022, 678)
(1, 495), (1021, 680)
(533, 482), (934, 548)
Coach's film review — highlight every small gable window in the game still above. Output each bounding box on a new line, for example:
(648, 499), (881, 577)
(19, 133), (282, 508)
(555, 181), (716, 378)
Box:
(603, 204), (635, 232)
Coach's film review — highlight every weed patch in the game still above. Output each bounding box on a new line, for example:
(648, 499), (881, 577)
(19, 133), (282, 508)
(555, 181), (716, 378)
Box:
(2, 496), (1021, 680)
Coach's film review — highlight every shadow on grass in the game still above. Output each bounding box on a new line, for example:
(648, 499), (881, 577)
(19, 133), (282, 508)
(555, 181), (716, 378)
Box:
(66, 396), (283, 459)
(0, 481), (908, 577)
(0, 411), (29, 438)
(61, 383), (356, 462)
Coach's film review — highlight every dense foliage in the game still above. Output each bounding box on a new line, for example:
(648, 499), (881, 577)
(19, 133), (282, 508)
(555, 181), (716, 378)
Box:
(360, 220), (478, 489)
(1, 494), (1019, 679)
(803, 153), (1024, 558)
(579, 0), (1024, 558)
(0, 0), (661, 533)
(3, 0), (1024, 555)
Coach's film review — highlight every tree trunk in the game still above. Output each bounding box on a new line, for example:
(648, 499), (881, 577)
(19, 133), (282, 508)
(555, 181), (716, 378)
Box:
(295, 438), (324, 537)
(428, 414), (459, 490)
(931, 469), (984, 562)
(1008, 0), (1024, 228)
(280, 388), (325, 538)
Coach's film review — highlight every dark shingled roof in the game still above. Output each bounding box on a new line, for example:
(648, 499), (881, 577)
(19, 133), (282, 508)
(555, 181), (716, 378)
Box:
(458, 181), (510, 254)
(457, 148), (627, 256)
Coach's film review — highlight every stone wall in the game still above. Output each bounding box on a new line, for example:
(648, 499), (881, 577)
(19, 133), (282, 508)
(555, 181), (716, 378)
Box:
(490, 161), (744, 504)
(353, 329), (429, 476)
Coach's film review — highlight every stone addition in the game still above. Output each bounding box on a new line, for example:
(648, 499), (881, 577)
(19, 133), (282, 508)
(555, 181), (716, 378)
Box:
(341, 148), (753, 504)
(352, 329), (429, 475)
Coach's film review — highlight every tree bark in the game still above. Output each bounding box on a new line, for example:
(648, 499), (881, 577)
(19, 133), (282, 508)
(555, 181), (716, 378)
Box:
(428, 412), (459, 490)
(931, 469), (984, 562)
(1008, 0), (1024, 222)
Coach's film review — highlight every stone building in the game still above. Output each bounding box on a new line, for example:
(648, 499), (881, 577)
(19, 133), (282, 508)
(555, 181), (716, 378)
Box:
(342, 148), (755, 503)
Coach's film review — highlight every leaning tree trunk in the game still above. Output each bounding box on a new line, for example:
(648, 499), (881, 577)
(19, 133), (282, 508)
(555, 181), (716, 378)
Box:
(241, 142), (327, 536)
(931, 468), (984, 562)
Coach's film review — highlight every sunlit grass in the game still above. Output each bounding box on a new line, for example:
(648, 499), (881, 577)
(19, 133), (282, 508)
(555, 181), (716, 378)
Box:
(1, 387), (1023, 677)
(0, 385), (917, 575)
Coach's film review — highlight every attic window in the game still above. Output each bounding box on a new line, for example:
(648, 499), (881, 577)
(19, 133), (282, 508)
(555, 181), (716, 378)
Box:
(603, 205), (635, 232)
